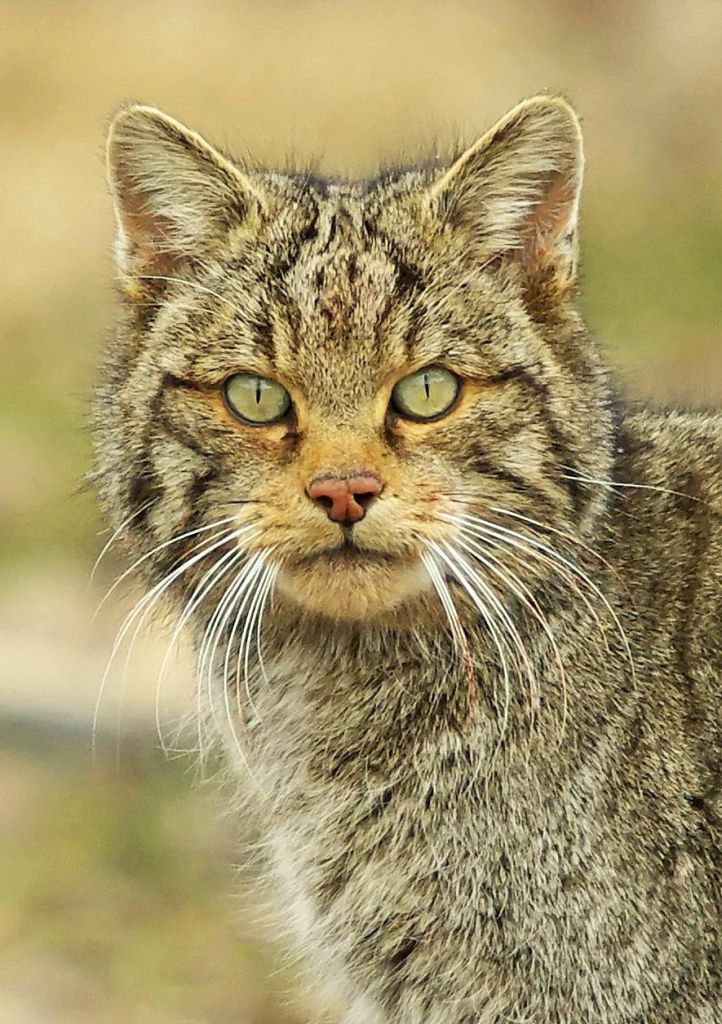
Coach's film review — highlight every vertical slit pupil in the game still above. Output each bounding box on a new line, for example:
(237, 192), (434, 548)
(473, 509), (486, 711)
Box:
(255, 379), (262, 404)
(423, 372), (430, 400)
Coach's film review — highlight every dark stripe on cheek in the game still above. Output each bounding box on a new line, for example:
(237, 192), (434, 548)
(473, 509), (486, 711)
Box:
(471, 457), (533, 497)
(127, 385), (167, 533)
(536, 406), (585, 516)
(155, 467), (221, 578)
(186, 467), (219, 520)
(497, 366), (586, 518)
(127, 469), (161, 532)
(486, 366), (532, 386)
(162, 373), (197, 391)
(153, 381), (224, 537)
(159, 376), (224, 458)
(156, 380), (209, 455)
(159, 411), (215, 458)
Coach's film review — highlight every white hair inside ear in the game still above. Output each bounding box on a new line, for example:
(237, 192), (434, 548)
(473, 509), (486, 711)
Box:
(106, 104), (266, 281)
(428, 96), (584, 285)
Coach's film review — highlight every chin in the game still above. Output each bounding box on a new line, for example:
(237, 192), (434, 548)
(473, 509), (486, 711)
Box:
(277, 549), (430, 621)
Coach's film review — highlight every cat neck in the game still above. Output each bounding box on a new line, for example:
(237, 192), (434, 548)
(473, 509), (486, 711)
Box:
(257, 592), (593, 750)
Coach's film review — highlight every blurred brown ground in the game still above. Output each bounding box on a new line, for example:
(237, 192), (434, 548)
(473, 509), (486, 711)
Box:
(1, 1), (721, 1021)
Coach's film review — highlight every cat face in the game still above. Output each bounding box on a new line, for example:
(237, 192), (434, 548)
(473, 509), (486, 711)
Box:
(96, 98), (614, 624)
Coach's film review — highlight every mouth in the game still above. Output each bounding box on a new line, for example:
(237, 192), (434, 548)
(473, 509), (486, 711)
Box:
(301, 539), (399, 568)
(277, 538), (429, 619)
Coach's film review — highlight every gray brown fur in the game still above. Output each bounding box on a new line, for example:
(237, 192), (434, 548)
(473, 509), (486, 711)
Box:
(94, 97), (722, 1022)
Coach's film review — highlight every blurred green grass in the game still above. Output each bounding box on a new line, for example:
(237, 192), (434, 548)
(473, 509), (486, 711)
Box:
(0, 721), (307, 1024)
(584, 199), (722, 365)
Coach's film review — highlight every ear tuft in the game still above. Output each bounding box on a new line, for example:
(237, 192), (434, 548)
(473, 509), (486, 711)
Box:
(106, 104), (265, 283)
(429, 96), (584, 285)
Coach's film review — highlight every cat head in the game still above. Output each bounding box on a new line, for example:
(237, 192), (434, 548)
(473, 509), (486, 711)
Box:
(96, 96), (614, 624)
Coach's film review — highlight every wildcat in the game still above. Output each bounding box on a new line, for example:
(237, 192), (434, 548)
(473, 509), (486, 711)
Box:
(94, 96), (722, 1022)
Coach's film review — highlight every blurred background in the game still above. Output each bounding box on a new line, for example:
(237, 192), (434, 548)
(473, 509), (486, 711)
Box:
(1, 1), (721, 1021)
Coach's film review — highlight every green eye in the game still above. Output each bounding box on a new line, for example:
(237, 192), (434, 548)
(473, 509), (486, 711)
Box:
(223, 373), (291, 424)
(391, 366), (460, 421)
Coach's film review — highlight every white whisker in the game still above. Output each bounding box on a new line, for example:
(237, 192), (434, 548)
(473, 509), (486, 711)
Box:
(429, 540), (512, 739)
(453, 529), (569, 739)
(445, 511), (635, 682)
(491, 506), (620, 578)
(93, 525), (247, 759)
(157, 543), (251, 756)
(442, 540), (536, 704)
(224, 561), (271, 731)
(450, 514), (602, 626)
(94, 515), (239, 619)
(254, 564), (278, 692)
(90, 501), (153, 585)
(559, 465), (705, 504)
(241, 558), (279, 716)
(199, 552), (268, 778)
(421, 550), (466, 651)
(421, 550), (478, 706)
(235, 556), (275, 723)
(203, 552), (266, 713)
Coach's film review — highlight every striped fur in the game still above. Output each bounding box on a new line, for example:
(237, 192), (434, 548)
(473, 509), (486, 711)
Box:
(94, 97), (722, 1023)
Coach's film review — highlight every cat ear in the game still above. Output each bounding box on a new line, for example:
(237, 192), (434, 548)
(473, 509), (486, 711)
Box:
(428, 96), (583, 286)
(106, 104), (266, 283)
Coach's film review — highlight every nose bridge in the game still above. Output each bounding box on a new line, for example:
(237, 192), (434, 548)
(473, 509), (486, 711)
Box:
(308, 376), (378, 432)
(299, 418), (384, 481)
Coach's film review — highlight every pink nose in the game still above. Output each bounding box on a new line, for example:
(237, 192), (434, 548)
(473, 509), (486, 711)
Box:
(306, 473), (383, 524)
